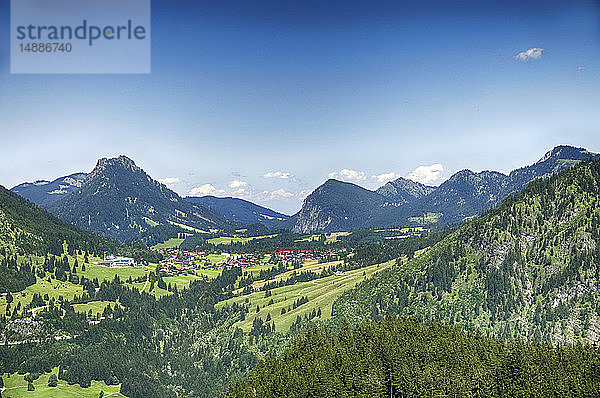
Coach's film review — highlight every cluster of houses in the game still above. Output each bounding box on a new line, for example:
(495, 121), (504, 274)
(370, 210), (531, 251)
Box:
(157, 248), (206, 266)
(156, 248), (208, 275)
(204, 253), (264, 269)
(147, 246), (351, 276)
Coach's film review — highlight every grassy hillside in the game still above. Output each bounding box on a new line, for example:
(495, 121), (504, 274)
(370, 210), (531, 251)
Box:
(333, 159), (600, 344)
(1, 367), (125, 397)
(0, 186), (113, 256)
(218, 260), (393, 333)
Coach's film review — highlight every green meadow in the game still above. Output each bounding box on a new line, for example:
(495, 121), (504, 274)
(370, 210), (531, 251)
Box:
(1, 278), (83, 315)
(207, 234), (276, 245)
(78, 263), (150, 283)
(73, 301), (122, 316)
(151, 238), (184, 250)
(1, 368), (125, 398)
(206, 253), (227, 264)
(1, 253), (152, 316)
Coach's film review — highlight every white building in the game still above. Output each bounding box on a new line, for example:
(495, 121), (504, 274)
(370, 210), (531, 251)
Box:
(97, 256), (136, 267)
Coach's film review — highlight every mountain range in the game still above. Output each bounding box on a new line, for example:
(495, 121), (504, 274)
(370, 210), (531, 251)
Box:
(11, 160), (290, 240)
(333, 156), (600, 344)
(11, 172), (88, 208)
(286, 145), (599, 232)
(9, 145), (598, 241)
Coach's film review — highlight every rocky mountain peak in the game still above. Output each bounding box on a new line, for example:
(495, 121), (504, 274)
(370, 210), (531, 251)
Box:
(536, 145), (591, 164)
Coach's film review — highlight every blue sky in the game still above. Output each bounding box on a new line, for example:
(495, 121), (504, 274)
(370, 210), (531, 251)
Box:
(1, 0), (599, 214)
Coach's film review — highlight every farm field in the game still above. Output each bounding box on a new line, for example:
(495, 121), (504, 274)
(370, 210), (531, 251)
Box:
(325, 232), (351, 243)
(151, 238), (184, 250)
(194, 269), (222, 279)
(207, 234), (276, 245)
(218, 260), (394, 333)
(294, 234), (320, 242)
(1, 368), (125, 397)
(294, 232), (349, 243)
(206, 253), (228, 264)
(73, 300), (121, 316)
(78, 262), (150, 283)
(1, 278), (83, 315)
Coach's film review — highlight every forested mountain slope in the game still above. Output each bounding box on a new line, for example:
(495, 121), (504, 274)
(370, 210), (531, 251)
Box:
(0, 185), (112, 256)
(333, 159), (600, 344)
(400, 145), (599, 225)
(227, 316), (600, 398)
(286, 179), (388, 233)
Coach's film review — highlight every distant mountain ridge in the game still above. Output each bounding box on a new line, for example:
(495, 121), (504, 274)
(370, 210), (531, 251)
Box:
(185, 196), (289, 229)
(333, 157), (600, 344)
(375, 177), (435, 203)
(405, 145), (599, 225)
(288, 145), (598, 232)
(10, 145), (597, 238)
(47, 156), (231, 241)
(283, 179), (389, 233)
(11, 172), (88, 208)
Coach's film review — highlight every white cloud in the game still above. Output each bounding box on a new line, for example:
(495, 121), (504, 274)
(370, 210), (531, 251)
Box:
(262, 188), (294, 200)
(514, 47), (544, 61)
(228, 179), (248, 188)
(371, 172), (402, 183)
(328, 168), (367, 182)
(263, 171), (294, 179)
(406, 164), (444, 185)
(188, 184), (226, 197)
(158, 177), (180, 188)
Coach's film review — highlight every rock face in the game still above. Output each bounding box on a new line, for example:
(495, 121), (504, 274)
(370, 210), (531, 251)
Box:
(287, 145), (598, 232)
(48, 155), (230, 241)
(11, 172), (88, 208)
(185, 196), (289, 229)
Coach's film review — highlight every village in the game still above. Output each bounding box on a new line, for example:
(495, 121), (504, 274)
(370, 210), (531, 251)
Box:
(149, 247), (349, 276)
